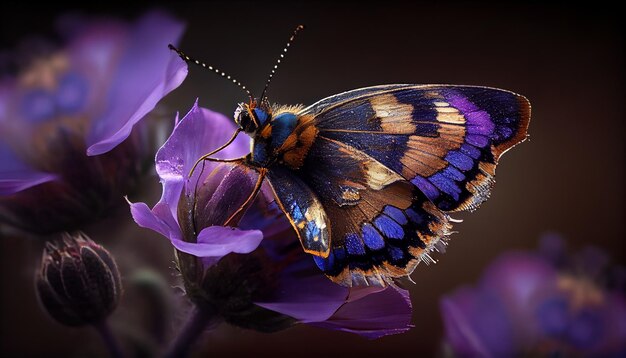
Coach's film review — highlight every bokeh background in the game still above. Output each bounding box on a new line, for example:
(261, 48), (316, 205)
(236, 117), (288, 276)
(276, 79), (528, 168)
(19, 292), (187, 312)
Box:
(1, 1), (623, 356)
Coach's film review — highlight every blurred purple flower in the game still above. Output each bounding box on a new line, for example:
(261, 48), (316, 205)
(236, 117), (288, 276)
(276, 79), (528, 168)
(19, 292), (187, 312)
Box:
(129, 102), (412, 338)
(0, 11), (187, 235)
(440, 234), (626, 357)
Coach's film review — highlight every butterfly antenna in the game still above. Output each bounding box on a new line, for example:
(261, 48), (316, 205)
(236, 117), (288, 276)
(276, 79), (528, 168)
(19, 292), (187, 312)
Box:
(259, 25), (305, 106)
(168, 44), (255, 104)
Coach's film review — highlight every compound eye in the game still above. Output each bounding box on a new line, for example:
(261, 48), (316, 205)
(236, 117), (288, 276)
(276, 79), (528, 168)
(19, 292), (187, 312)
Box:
(239, 110), (251, 124)
(234, 104), (249, 127)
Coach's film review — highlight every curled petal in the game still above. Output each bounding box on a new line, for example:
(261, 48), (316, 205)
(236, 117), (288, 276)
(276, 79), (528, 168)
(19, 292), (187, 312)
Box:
(156, 102), (249, 181)
(310, 285), (413, 339)
(0, 142), (56, 195)
(154, 103), (250, 219)
(171, 226), (263, 259)
(129, 200), (182, 242)
(254, 259), (348, 323)
(87, 11), (187, 155)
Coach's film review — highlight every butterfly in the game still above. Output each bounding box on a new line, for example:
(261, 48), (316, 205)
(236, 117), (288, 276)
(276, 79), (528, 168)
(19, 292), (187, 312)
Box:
(169, 25), (531, 287)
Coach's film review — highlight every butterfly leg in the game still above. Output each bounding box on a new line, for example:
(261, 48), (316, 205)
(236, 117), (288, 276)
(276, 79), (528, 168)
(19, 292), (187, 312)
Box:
(223, 168), (267, 226)
(189, 156), (247, 234)
(188, 128), (242, 177)
(188, 156), (247, 181)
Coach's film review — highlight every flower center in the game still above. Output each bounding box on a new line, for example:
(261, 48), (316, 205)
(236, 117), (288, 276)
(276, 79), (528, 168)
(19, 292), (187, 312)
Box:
(17, 53), (90, 123)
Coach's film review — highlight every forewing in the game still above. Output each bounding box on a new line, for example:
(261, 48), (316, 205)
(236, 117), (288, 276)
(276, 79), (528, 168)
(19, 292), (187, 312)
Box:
(300, 84), (530, 212)
(265, 165), (330, 258)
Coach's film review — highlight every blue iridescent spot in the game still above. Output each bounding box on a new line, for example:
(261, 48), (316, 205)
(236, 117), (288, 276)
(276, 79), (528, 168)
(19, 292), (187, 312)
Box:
(290, 203), (304, 222)
(445, 151), (474, 171)
(253, 108), (269, 126)
(411, 176), (440, 201)
(305, 220), (320, 238)
(405, 208), (424, 225)
(495, 125), (514, 141)
(460, 143), (481, 159)
(56, 72), (88, 113)
(361, 224), (385, 250)
(313, 251), (334, 271)
(429, 173), (462, 200)
(373, 216), (404, 240)
(466, 134), (489, 148)
(383, 205), (407, 225)
(466, 110), (494, 135)
(271, 112), (298, 148)
(345, 233), (366, 256)
(388, 246), (404, 261)
(333, 247), (347, 261)
(442, 165), (465, 181)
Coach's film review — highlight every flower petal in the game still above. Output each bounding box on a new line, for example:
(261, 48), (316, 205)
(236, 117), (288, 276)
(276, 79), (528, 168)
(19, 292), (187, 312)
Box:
(63, 18), (128, 114)
(153, 103), (250, 219)
(196, 165), (258, 229)
(156, 102), (249, 181)
(309, 285), (413, 339)
(129, 200), (182, 242)
(254, 258), (348, 323)
(86, 11), (187, 156)
(246, 203), (350, 325)
(0, 142), (57, 195)
(170, 226), (263, 259)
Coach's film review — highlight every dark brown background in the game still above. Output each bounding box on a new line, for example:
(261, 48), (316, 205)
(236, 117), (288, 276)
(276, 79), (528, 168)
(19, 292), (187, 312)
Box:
(1, 2), (624, 356)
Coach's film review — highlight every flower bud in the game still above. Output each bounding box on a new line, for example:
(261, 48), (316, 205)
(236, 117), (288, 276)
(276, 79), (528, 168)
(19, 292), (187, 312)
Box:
(36, 232), (122, 326)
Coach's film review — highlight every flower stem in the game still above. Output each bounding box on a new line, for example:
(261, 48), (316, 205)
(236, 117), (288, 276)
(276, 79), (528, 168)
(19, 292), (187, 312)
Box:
(165, 305), (216, 358)
(93, 320), (124, 358)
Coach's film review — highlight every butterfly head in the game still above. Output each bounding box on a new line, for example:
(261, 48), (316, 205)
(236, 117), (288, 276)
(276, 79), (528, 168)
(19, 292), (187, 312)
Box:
(169, 25), (304, 135)
(234, 102), (271, 134)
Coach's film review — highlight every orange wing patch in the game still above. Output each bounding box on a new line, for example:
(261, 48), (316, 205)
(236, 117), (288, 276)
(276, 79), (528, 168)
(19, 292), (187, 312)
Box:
(279, 114), (319, 169)
(369, 94), (416, 134)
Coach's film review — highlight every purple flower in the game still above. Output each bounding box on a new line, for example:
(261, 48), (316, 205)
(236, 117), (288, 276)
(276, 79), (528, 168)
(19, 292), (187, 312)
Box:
(129, 102), (412, 338)
(440, 234), (626, 356)
(0, 11), (187, 235)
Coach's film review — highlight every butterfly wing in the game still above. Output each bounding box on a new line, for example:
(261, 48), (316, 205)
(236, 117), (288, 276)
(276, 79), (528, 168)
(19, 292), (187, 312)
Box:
(265, 165), (331, 258)
(266, 84), (529, 286)
(274, 136), (451, 286)
(300, 84), (531, 212)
